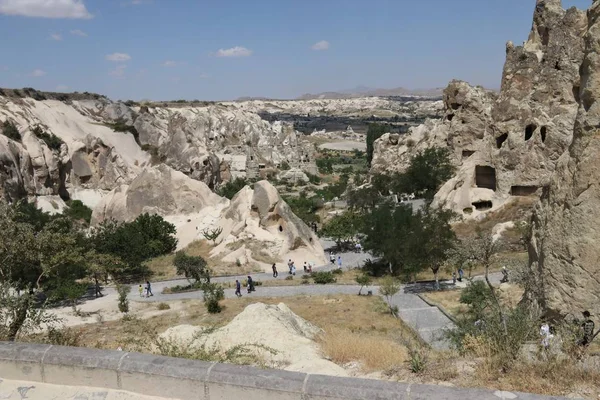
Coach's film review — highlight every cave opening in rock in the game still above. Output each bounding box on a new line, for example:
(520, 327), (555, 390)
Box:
(540, 126), (547, 143)
(573, 85), (580, 103)
(475, 166), (497, 191)
(279, 225), (283, 232)
(511, 186), (539, 196)
(525, 124), (537, 141)
(462, 150), (475, 159)
(496, 133), (508, 149)
(472, 200), (493, 211)
(447, 113), (455, 121)
(450, 102), (461, 111)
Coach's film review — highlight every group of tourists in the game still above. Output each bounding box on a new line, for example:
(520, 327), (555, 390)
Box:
(539, 310), (597, 350)
(138, 281), (153, 297)
(234, 276), (255, 297)
(329, 253), (343, 269)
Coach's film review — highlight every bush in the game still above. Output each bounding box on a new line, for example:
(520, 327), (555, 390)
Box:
(311, 271), (336, 284)
(203, 283), (224, 314)
(32, 126), (63, 151)
(174, 251), (208, 284)
(1, 120), (21, 142)
(279, 161), (291, 170)
(157, 302), (170, 310)
(306, 173), (321, 185)
(116, 284), (131, 313)
(218, 178), (248, 200)
(285, 276), (294, 281)
(45, 327), (82, 347)
(64, 200), (92, 224)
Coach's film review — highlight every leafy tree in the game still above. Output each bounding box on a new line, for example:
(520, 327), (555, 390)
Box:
(394, 147), (455, 199)
(12, 199), (52, 232)
(283, 192), (322, 225)
(361, 202), (456, 283)
(218, 177), (248, 200)
(459, 280), (493, 321)
(91, 213), (177, 281)
(320, 211), (362, 249)
(347, 185), (382, 211)
(116, 284), (131, 313)
(51, 281), (88, 314)
(64, 200), (93, 224)
(379, 277), (400, 316)
(316, 157), (333, 174)
(356, 273), (372, 295)
(1, 120), (21, 142)
(85, 250), (123, 297)
(174, 251), (209, 284)
(202, 227), (223, 245)
(203, 283), (224, 313)
(366, 123), (388, 166)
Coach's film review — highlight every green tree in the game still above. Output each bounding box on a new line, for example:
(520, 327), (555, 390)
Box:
(320, 211), (362, 249)
(316, 158), (333, 174)
(64, 200), (93, 224)
(202, 227), (223, 246)
(174, 251), (209, 284)
(366, 123), (388, 166)
(218, 178), (248, 200)
(355, 273), (372, 295)
(283, 192), (322, 225)
(116, 284), (131, 313)
(91, 213), (177, 281)
(203, 283), (224, 313)
(394, 147), (455, 199)
(379, 276), (400, 316)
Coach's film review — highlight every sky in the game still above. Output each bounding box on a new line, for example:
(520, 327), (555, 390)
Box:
(0, 0), (592, 101)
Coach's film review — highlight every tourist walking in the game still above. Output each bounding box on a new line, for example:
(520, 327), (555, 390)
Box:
(330, 253), (335, 265)
(303, 262), (308, 273)
(272, 263), (278, 278)
(146, 281), (153, 297)
(291, 264), (296, 276)
(458, 267), (464, 282)
(500, 266), (509, 283)
(235, 280), (242, 297)
(138, 284), (144, 297)
(247, 276), (255, 293)
(288, 259), (293, 274)
(337, 256), (342, 270)
(452, 271), (457, 285)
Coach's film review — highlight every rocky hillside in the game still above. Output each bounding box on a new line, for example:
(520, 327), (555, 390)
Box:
(526, 0), (600, 319)
(372, 0), (586, 219)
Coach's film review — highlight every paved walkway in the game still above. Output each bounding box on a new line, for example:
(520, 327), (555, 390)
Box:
(130, 240), (505, 350)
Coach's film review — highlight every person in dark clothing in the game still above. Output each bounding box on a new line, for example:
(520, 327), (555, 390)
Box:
(272, 263), (278, 278)
(235, 280), (242, 297)
(146, 281), (153, 297)
(580, 310), (595, 347)
(247, 276), (255, 293)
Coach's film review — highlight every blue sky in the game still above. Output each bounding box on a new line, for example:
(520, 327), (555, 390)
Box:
(0, 0), (592, 101)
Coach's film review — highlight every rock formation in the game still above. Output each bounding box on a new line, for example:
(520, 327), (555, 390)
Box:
(372, 0), (587, 218)
(527, 0), (600, 319)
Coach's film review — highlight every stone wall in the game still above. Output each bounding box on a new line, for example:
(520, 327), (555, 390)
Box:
(0, 342), (567, 400)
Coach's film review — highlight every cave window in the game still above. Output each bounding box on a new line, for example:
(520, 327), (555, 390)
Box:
(540, 126), (547, 143)
(462, 150), (475, 159)
(450, 102), (460, 111)
(259, 164), (266, 169)
(203, 159), (209, 166)
(496, 133), (508, 149)
(525, 124), (536, 141)
(475, 166), (496, 191)
(279, 225), (283, 232)
(511, 186), (539, 196)
(250, 156), (254, 161)
(447, 113), (455, 121)
(554, 61), (561, 71)
(472, 201), (493, 211)
(573, 85), (580, 103)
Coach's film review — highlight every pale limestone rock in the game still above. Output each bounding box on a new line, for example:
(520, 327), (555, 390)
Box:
(527, 0), (600, 319)
(277, 168), (310, 185)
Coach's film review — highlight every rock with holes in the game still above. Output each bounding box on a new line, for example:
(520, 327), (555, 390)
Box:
(526, 0), (600, 319)
(373, 0), (587, 218)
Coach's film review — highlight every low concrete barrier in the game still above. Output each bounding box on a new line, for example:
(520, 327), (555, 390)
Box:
(0, 342), (568, 400)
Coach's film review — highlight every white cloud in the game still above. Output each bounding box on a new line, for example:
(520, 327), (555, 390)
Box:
(109, 65), (126, 78)
(106, 53), (131, 62)
(162, 60), (177, 67)
(215, 46), (252, 58)
(50, 33), (62, 41)
(30, 69), (46, 77)
(311, 40), (330, 51)
(70, 29), (87, 37)
(0, 0), (93, 19)
(56, 85), (69, 91)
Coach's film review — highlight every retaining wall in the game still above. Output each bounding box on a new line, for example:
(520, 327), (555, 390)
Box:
(0, 342), (567, 400)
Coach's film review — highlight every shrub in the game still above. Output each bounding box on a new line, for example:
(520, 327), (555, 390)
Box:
(1, 120), (20, 142)
(45, 327), (82, 347)
(356, 273), (372, 295)
(64, 200), (92, 224)
(285, 276), (294, 281)
(174, 251), (208, 284)
(218, 178), (248, 200)
(203, 283), (224, 314)
(408, 347), (428, 373)
(157, 303), (170, 310)
(106, 119), (140, 145)
(279, 161), (291, 170)
(32, 126), (63, 151)
(311, 271), (336, 284)
(116, 284), (131, 313)
(307, 173), (321, 185)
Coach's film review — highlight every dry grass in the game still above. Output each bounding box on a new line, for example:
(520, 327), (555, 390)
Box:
(421, 290), (467, 317)
(145, 240), (262, 280)
(319, 327), (408, 372)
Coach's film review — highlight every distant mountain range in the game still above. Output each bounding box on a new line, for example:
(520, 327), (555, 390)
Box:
(296, 85), (445, 100)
